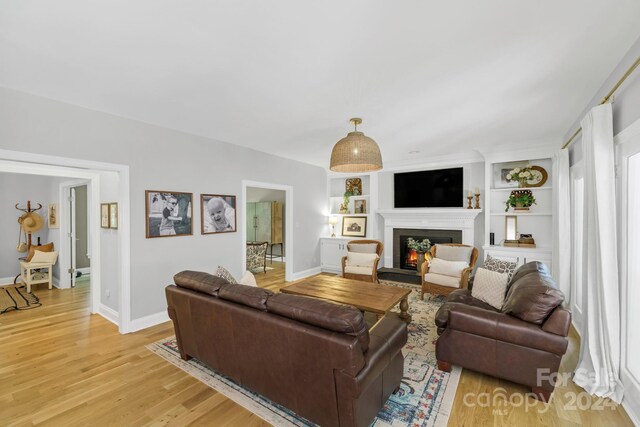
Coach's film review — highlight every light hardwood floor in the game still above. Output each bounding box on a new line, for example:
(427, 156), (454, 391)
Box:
(0, 265), (633, 426)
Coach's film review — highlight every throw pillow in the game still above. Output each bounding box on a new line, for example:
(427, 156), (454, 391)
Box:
(30, 250), (59, 264)
(215, 266), (237, 284)
(482, 254), (517, 281)
(428, 258), (469, 278)
(501, 274), (565, 324)
(347, 243), (378, 254)
(239, 270), (257, 287)
(471, 267), (510, 310)
(435, 245), (473, 263)
(346, 252), (378, 267)
(26, 242), (54, 262)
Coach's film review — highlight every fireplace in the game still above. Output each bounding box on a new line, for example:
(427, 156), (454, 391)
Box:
(394, 229), (462, 271)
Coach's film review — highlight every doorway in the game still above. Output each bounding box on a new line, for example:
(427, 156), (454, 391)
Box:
(241, 181), (293, 282)
(68, 183), (91, 287)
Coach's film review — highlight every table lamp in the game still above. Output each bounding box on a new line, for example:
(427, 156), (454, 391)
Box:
(328, 216), (339, 237)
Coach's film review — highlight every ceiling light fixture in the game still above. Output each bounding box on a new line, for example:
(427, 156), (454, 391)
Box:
(330, 118), (383, 173)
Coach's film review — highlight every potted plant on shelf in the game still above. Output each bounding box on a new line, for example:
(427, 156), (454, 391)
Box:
(406, 237), (432, 276)
(505, 190), (537, 212)
(339, 187), (360, 214)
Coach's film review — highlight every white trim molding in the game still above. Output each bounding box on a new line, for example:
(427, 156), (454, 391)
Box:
(291, 266), (322, 281)
(377, 208), (483, 268)
(129, 311), (171, 333)
(98, 304), (120, 326)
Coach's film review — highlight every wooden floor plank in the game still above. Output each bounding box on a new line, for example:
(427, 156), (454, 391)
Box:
(0, 264), (634, 426)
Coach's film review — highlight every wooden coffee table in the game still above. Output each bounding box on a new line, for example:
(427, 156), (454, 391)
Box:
(281, 275), (412, 324)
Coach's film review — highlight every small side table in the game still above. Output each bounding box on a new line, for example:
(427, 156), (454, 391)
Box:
(20, 261), (54, 293)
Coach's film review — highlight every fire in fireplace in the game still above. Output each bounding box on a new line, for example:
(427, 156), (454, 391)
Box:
(399, 234), (455, 271)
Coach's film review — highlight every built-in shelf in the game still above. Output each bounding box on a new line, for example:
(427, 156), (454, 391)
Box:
(328, 213), (371, 216)
(490, 212), (552, 216)
(483, 244), (552, 252)
(489, 186), (552, 192)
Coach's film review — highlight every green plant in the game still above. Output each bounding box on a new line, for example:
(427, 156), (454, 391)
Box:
(505, 193), (537, 211)
(406, 237), (432, 253)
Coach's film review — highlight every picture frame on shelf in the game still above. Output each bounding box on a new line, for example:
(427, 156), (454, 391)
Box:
(493, 161), (528, 188)
(345, 178), (362, 196)
(354, 199), (367, 214)
(145, 190), (193, 238)
(109, 202), (118, 229)
(342, 216), (367, 237)
(101, 203), (110, 228)
(201, 194), (237, 234)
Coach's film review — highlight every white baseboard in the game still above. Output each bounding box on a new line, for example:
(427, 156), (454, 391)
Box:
(320, 266), (341, 275)
(266, 255), (286, 262)
(77, 267), (91, 275)
(623, 400), (640, 427)
(0, 276), (16, 285)
(98, 304), (119, 326)
(128, 310), (170, 333)
(291, 266), (322, 281)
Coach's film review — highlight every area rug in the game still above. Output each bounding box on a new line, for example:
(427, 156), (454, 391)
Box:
(250, 266), (275, 274)
(0, 284), (42, 314)
(147, 280), (460, 427)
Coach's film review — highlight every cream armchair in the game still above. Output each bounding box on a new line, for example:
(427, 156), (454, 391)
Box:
(341, 240), (384, 283)
(420, 243), (478, 299)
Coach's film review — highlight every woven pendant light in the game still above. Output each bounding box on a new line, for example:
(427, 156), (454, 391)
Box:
(330, 118), (383, 173)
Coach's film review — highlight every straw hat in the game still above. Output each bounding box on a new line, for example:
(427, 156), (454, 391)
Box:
(19, 212), (44, 233)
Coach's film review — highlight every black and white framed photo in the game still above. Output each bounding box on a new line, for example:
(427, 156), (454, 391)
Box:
(342, 216), (367, 237)
(201, 194), (237, 234)
(145, 191), (193, 238)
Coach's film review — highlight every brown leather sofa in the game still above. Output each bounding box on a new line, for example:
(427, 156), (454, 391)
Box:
(166, 271), (407, 427)
(434, 261), (571, 401)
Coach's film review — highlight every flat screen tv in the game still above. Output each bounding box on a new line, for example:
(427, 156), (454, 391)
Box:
(394, 167), (463, 208)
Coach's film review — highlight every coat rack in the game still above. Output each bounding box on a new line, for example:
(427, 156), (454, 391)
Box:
(16, 200), (43, 249)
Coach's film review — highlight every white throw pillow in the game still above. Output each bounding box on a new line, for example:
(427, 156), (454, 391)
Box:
(471, 267), (509, 309)
(428, 258), (468, 278)
(239, 271), (257, 287)
(346, 252), (378, 267)
(30, 250), (58, 264)
(435, 245), (473, 263)
(347, 243), (378, 254)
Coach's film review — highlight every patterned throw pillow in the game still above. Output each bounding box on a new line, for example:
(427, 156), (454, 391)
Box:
(215, 266), (237, 284)
(471, 268), (510, 310)
(468, 254), (517, 289)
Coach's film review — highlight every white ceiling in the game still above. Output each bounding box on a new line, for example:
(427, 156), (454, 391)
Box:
(1, 1), (639, 167)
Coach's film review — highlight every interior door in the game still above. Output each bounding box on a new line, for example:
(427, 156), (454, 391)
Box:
(70, 187), (77, 287)
(569, 161), (585, 335)
(617, 131), (640, 416)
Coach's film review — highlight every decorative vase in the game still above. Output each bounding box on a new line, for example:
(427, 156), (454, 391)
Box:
(416, 251), (426, 276)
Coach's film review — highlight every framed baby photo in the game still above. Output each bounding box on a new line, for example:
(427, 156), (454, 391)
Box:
(201, 194), (237, 234)
(342, 216), (367, 238)
(145, 190), (193, 238)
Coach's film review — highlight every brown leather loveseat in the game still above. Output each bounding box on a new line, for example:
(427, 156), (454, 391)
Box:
(434, 261), (571, 401)
(166, 271), (407, 427)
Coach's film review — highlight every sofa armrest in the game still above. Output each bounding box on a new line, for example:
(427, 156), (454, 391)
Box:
(542, 306), (572, 337)
(447, 304), (568, 355)
(337, 314), (407, 398)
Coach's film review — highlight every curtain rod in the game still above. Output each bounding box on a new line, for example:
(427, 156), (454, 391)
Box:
(562, 55), (640, 150)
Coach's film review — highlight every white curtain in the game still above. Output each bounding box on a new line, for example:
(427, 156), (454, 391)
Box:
(553, 148), (571, 298)
(573, 103), (624, 403)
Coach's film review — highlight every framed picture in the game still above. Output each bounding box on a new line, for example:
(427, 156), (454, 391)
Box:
(201, 194), (237, 234)
(493, 161), (528, 189)
(101, 203), (110, 228)
(354, 199), (367, 214)
(145, 191), (193, 238)
(48, 203), (59, 229)
(109, 203), (118, 229)
(342, 216), (367, 238)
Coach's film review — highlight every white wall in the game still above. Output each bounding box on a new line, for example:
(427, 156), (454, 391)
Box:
(0, 172), (63, 281)
(0, 87), (327, 320)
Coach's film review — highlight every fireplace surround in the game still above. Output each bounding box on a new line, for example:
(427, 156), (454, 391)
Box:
(395, 229), (462, 270)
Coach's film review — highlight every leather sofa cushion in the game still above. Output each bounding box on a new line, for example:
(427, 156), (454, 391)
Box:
(508, 261), (552, 289)
(267, 293), (370, 352)
(174, 270), (229, 296)
(424, 272), (460, 288)
(218, 283), (274, 311)
(435, 292), (499, 334)
(502, 273), (564, 324)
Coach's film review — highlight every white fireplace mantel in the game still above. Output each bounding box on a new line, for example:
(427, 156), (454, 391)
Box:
(376, 208), (483, 268)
